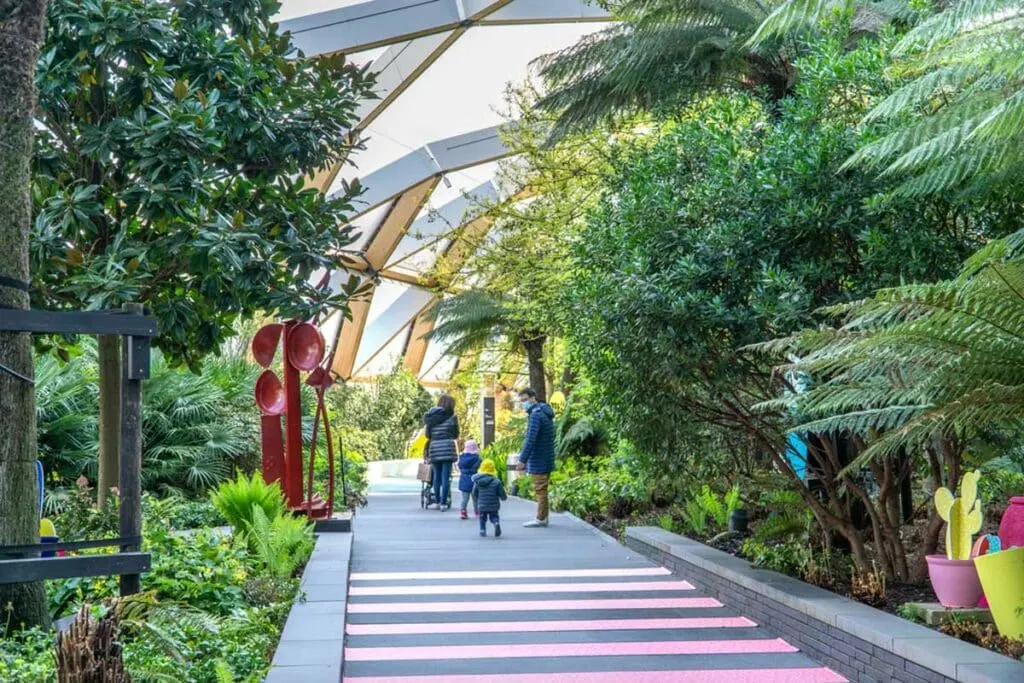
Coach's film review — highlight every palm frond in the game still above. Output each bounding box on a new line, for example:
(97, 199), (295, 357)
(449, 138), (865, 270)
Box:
(534, 0), (781, 141)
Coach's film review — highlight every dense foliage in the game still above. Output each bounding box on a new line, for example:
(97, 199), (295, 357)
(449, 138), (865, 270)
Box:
(2, 480), (308, 682)
(37, 347), (260, 497)
(329, 369), (433, 461)
(564, 36), (1018, 461)
(30, 0), (374, 366)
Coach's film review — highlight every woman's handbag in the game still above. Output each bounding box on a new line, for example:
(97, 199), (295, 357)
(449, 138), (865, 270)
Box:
(417, 460), (432, 483)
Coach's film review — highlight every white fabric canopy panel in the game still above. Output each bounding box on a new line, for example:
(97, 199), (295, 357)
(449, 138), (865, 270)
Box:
(352, 281), (435, 372)
(273, 0), (614, 385)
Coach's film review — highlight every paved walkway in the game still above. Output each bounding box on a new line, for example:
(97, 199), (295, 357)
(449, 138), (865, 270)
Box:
(341, 491), (846, 682)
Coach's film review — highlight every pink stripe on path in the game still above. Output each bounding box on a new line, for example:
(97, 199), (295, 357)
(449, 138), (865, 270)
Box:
(349, 567), (671, 581)
(347, 616), (756, 635)
(348, 581), (694, 596)
(345, 638), (798, 661)
(342, 668), (847, 683)
(347, 597), (722, 614)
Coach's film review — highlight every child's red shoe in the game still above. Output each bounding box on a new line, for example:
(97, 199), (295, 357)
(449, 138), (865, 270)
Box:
(460, 510), (468, 520)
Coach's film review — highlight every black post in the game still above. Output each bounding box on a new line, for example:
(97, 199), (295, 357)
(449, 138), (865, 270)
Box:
(119, 303), (146, 596)
(481, 396), (495, 449)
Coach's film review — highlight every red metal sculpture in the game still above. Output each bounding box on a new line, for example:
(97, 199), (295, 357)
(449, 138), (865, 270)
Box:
(252, 320), (335, 519)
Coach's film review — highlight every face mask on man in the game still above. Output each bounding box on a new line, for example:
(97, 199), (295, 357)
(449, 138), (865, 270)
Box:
(520, 398), (534, 410)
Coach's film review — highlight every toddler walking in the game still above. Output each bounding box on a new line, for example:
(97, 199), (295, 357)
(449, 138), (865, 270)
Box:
(457, 440), (482, 520)
(472, 460), (507, 537)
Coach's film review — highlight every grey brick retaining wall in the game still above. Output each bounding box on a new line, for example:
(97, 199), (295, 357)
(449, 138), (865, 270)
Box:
(625, 527), (1024, 683)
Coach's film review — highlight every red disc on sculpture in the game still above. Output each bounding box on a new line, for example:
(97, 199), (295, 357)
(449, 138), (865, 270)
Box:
(252, 324), (283, 368)
(255, 370), (286, 416)
(286, 323), (325, 371)
(305, 366), (334, 389)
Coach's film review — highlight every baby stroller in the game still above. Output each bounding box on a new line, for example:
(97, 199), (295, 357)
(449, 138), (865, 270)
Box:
(418, 459), (451, 510)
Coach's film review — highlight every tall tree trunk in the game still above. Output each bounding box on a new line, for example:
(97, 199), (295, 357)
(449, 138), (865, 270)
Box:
(96, 335), (120, 508)
(0, 0), (51, 631)
(560, 365), (576, 396)
(522, 336), (547, 403)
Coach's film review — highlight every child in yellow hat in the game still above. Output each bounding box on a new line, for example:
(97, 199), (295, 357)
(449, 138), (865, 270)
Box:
(471, 459), (507, 538)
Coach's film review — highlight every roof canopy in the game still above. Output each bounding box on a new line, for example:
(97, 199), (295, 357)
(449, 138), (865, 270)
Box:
(276, 0), (610, 386)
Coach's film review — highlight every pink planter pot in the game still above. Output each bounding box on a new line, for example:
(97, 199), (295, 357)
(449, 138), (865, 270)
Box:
(998, 496), (1024, 549)
(926, 555), (983, 608)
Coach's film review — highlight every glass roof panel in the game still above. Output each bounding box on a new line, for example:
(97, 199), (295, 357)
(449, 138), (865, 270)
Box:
(363, 24), (603, 156)
(421, 352), (458, 385)
(345, 200), (393, 252)
(355, 283), (435, 369)
(331, 23), (605, 196)
(356, 322), (411, 378)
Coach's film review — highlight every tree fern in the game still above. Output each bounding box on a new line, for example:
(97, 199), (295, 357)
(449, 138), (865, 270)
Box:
(535, 0), (794, 141)
(846, 0), (1024, 196)
(760, 229), (1024, 471)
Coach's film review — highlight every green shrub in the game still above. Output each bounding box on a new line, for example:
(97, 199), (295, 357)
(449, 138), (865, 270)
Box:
(246, 506), (314, 580)
(209, 473), (285, 537)
(742, 538), (812, 577)
(682, 499), (709, 536)
(340, 449), (369, 508)
(513, 470), (534, 499)
(752, 489), (814, 543)
(0, 627), (54, 682)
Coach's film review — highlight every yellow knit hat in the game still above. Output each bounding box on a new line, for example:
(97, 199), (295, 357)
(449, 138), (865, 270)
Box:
(479, 460), (496, 476)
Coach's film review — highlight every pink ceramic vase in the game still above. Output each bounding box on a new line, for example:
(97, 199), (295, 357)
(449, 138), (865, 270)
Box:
(926, 555), (984, 608)
(998, 496), (1024, 548)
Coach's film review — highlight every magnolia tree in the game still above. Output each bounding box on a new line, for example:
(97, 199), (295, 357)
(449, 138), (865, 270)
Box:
(29, 0), (375, 505)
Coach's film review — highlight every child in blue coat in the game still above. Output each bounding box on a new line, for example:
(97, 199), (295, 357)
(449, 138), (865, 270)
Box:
(457, 440), (482, 520)
(472, 459), (507, 538)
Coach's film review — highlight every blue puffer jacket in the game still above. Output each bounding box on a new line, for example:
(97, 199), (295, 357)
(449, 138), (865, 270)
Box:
(519, 403), (556, 474)
(471, 473), (507, 513)
(424, 407), (459, 463)
(457, 453), (481, 492)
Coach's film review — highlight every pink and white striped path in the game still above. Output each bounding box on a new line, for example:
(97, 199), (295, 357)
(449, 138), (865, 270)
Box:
(341, 494), (845, 682)
(343, 565), (845, 682)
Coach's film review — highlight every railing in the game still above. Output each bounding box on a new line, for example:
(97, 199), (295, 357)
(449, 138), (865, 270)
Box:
(0, 306), (155, 595)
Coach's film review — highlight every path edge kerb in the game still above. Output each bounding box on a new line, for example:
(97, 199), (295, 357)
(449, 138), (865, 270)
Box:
(625, 526), (1024, 683)
(264, 519), (354, 682)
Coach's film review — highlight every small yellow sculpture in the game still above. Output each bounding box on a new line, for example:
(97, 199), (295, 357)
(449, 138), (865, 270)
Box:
(934, 470), (983, 560)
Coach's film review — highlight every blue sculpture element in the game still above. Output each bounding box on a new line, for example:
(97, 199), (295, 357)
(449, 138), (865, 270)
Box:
(786, 432), (808, 482)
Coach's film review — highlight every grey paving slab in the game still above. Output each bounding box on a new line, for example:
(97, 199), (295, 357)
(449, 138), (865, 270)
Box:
(271, 639), (344, 667)
(280, 613), (347, 642)
(264, 665), (341, 683)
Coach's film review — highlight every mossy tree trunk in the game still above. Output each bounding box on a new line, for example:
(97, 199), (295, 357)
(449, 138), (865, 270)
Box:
(96, 335), (120, 507)
(0, 0), (51, 631)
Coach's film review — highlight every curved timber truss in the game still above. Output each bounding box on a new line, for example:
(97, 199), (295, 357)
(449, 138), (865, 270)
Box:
(279, 0), (611, 384)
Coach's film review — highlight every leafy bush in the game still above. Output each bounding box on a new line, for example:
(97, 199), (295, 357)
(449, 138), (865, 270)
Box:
(246, 506), (314, 580)
(752, 489), (814, 543)
(36, 347), (261, 496)
(742, 539), (812, 577)
(549, 456), (648, 521)
(339, 449), (369, 509)
(329, 369), (433, 461)
(209, 473), (285, 538)
(0, 627), (54, 682)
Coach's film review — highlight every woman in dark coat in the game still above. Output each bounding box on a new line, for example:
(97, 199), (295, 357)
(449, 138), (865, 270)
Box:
(423, 394), (459, 509)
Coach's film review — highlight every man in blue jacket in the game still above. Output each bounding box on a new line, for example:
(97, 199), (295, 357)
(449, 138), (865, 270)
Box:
(515, 388), (555, 528)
